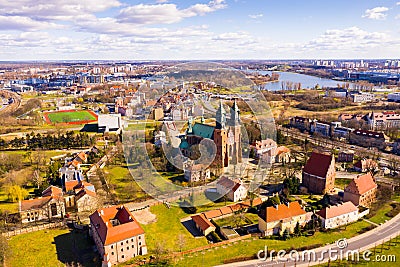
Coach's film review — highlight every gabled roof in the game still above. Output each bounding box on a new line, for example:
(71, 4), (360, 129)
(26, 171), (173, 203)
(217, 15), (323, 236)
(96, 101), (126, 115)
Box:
(20, 196), (52, 211)
(191, 213), (215, 232)
(276, 146), (290, 155)
(191, 123), (215, 139)
(345, 173), (377, 195)
(316, 201), (358, 219)
(73, 181), (95, 192)
(89, 205), (145, 245)
(303, 152), (334, 178)
(75, 188), (97, 201)
(259, 201), (306, 223)
(217, 176), (241, 191)
(65, 180), (79, 192)
(42, 186), (63, 197)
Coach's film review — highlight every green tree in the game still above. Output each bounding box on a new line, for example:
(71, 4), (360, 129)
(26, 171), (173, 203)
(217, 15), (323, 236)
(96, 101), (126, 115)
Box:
(294, 221), (301, 237)
(6, 185), (29, 202)
(282, 229), (290, 240)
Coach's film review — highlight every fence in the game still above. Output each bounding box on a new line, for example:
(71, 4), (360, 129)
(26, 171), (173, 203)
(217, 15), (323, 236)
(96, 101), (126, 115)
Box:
(2, 221), (65, 238)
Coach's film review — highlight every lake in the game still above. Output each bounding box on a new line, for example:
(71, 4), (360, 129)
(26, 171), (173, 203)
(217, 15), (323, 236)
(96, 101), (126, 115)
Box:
(249, 70), (352, 91)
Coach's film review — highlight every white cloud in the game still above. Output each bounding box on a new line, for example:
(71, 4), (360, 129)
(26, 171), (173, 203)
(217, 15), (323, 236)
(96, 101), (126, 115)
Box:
(248, 14), (263, 19)
(118, 0), (226, 25)
(0, 0), (121, 20)
(304, 27), (390, 51)
(362, 7), (389, 20)
(397, 2), (400, 5)
(0, 15), (61, 30)
(212, 31), (250, 41)
(156, 0), (169, 3)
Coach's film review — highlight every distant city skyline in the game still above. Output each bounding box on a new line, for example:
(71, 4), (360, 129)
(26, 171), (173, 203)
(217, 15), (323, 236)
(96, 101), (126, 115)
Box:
(1, 0), (400, 60)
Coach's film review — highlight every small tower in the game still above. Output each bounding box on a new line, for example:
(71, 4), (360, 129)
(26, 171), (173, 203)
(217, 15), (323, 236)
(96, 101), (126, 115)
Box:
(229, 99), (242, 164)
(215, 100), (226, 129)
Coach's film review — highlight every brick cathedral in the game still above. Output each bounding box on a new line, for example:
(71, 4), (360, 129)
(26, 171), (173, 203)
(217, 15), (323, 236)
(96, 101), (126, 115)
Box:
(179, 99), (242, 169)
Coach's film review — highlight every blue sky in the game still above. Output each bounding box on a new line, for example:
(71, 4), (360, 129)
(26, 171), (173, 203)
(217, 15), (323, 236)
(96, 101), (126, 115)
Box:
(0, 0), (399, 60)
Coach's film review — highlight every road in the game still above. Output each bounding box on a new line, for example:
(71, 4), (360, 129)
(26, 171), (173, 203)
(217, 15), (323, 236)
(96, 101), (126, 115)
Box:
(216, 212), (400, 267)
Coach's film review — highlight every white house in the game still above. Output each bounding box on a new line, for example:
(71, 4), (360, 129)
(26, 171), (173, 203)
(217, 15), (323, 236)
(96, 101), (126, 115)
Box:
(316, 201), (359, 229)
(216, 176), (247, 202)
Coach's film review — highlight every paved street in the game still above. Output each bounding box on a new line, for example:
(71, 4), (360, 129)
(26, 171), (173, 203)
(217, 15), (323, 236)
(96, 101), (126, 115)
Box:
(216, 213), (400, 267)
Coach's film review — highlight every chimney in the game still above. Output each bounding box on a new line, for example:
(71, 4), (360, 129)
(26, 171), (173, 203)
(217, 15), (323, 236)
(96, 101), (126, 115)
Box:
(105, 222), (108, 227)
(100, 209), (104, 215)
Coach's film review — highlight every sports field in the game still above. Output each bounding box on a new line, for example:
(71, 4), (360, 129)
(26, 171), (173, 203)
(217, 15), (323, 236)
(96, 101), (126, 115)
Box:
(43, 110), (97, 124)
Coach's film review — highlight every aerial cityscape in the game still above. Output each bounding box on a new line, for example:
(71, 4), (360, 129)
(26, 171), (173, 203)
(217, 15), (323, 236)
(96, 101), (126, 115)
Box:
(1, 1), (400, 267)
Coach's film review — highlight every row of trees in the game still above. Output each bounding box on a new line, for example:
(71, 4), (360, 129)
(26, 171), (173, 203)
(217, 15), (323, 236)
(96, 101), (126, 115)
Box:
(0, 131), (94, 150)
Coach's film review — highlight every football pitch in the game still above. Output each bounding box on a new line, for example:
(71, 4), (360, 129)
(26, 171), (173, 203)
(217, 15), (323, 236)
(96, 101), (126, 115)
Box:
(44, 110), (97, 124)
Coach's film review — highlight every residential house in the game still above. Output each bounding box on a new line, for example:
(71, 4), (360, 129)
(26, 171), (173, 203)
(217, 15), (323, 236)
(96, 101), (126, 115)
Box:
(289, 116), (312, 132)
(353, 159), (378, 173)
(393, 139), (400, 155)
(75, 189), (98, 213)
(349, 129), (389, 150)
(337, 150), (355, 162)
(316, 201), (359, 229)
(366, 111), (400, 130)
(311, 120), (331, 137)
(302, 152), (336, 194)
(275, 146), (291, 163)
(351, 92), (375, 103)
(258, 201), (307, 236)
(216, 176), (248, 202)
(343, 173), (377, 207)
(19, 186), (65, 224)
(89, 205), (147, 266)
(184, 164), (210, 183)
(191, 213), (216, 236)
(254, 139), (277, 164)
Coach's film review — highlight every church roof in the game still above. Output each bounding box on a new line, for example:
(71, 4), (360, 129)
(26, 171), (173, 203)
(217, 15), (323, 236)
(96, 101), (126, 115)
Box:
(192, 123), (215, 139)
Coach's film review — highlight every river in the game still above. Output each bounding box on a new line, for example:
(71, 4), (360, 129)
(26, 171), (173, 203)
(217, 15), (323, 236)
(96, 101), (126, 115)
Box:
(248, 70), (352, 91)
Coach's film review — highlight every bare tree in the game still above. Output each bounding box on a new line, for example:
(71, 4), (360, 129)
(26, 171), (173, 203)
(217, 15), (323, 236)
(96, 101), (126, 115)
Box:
(176, 234), (186, 252)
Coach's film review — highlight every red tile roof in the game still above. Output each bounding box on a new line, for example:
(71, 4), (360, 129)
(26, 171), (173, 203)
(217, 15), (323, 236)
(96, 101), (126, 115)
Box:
(20, 196), (52, 211)
(303, 152), (333, 178)
(42, 186), (63, 197)
(259, 201), (306, 223)
(203, 209), (222, 219)
(316, 201), (358, 219)
(219, 206), (233, 215)
(345, 173), (377, 195)
(89, 205), (145, 245)
(191, 214), (215, 232)
(65, 180), (79, 192)
(276, 146), (290, 155)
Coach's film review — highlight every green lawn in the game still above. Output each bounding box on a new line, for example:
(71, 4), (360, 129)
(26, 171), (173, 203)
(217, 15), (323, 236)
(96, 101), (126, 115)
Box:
(7, 228), (100, 267)
(104, 165), (147, 202)
(367, 195), (400, 225)
(141, 205), (208, 252)
(46, 110), (96, 123)
(335, 178), (352, 190)
(319, 238), (400, 266)
(214, 213), (259, 228)
(173, 220), (372, 267)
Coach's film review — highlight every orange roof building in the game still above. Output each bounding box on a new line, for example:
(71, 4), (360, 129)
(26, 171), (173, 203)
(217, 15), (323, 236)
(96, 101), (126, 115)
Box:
(89, 205), (147, 265)
(343, 173), (377, 207)
(258, 201), (308, 236)
(191, 213), (216, 236)
(316, 201), (359, 229)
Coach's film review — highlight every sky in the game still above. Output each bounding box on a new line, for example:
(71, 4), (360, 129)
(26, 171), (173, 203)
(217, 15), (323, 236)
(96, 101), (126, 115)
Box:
(0, 0), (400, 60)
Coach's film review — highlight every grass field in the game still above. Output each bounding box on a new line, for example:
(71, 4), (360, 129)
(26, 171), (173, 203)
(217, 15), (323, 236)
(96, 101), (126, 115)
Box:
(6, 228), (100, 267)
(44, 110), (97, 124)
(104, 165), (148, 202)
(141, 205), (208, 252)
